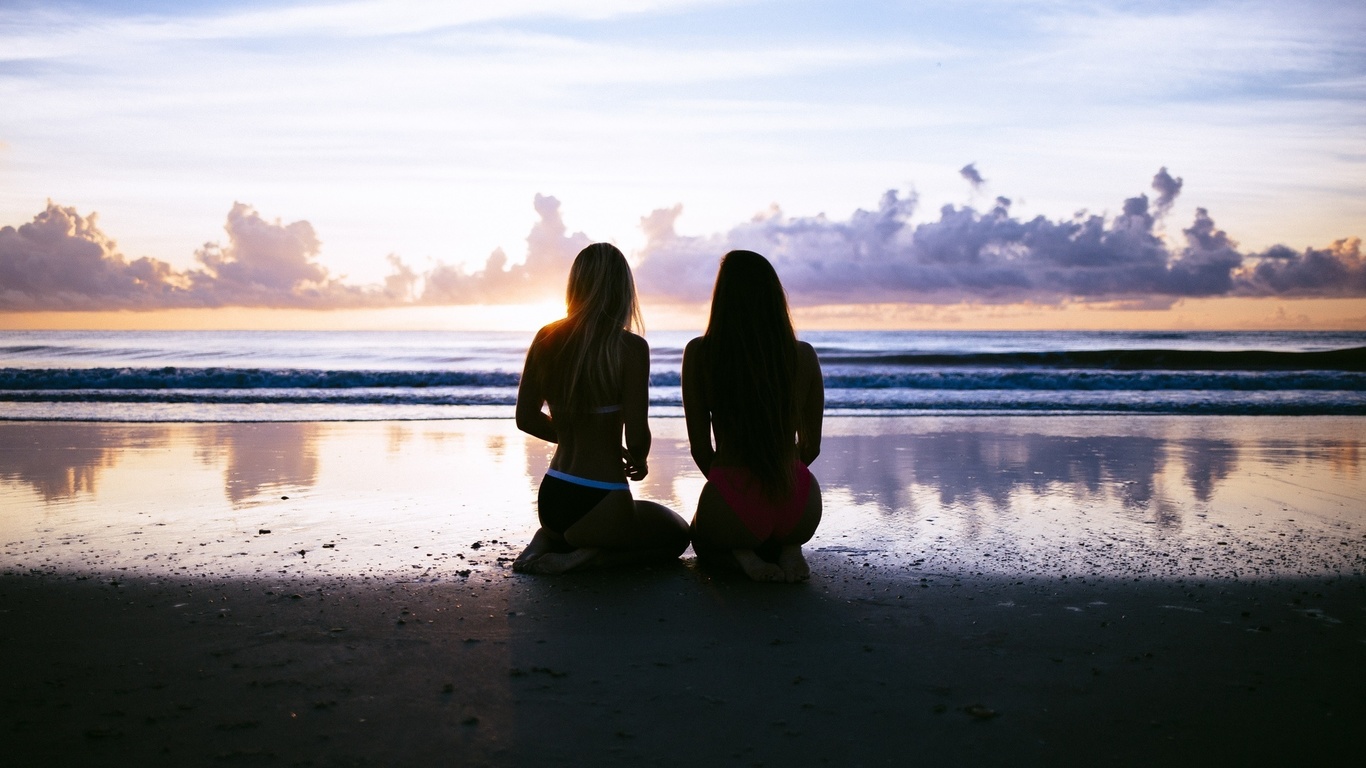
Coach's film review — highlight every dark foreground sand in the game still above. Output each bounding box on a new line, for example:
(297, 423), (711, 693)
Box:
(3, 565), (1363, 766)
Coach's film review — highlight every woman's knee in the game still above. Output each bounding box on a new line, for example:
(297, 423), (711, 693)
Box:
(635, 499), (691, 550)
(778, 475), (822, 545)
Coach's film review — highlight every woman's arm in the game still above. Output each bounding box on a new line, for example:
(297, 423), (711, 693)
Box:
(621, 333), (652, 481)
(515, 326), (558, 444)
(681, 336), (716, 476)
(796, 341), (824, 466)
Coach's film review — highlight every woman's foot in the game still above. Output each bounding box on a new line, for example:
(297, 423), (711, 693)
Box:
(520, 547), (600, 574)
(733, 548), (785, 582)
(512, 528), (561, 572)
(778, 545), (810, 582)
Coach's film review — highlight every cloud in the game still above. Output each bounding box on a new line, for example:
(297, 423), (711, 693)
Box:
(0, 201), (390, 310)
(3, 171), (1363, 312)
(959, 163), (985, 190)
(631, 170), (1366, 306)
(0, 203), (184, 311)
(188, 203), (385, 308)
(1150, 166), (1183, 219)
(416, 194), (591, 304)
(1237, 237), (1366, 296)
(0, 194), (592, 311)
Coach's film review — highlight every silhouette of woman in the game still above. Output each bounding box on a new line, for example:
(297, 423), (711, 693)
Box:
(683, 250), (824, 582)
(512, 243), (690, 574)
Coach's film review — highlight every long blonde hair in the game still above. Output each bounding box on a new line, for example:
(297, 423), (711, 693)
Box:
(550, 243), (643, 412)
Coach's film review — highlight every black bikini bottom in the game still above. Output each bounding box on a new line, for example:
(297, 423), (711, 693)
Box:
(538, 474), (615, 536)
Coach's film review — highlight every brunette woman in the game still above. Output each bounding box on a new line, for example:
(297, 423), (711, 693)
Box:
(511, 243), (689, 574)
(682, 250), (824, 582)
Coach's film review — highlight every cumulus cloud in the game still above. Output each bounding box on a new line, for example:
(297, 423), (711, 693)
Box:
(0, 203), (186, 311)
(188, 203), (386, 308)
(2, 171), (1363, 312)
(0, 201), (392, 310)
(415, 194), (590, 304)
(631, 169), (1366, 305)
(1238, 237), (1366, 296)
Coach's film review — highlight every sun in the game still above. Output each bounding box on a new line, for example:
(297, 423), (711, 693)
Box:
(455, 300), (568, 332)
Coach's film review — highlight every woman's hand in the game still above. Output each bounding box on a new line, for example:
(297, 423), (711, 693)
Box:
(622, 446), (648, 481)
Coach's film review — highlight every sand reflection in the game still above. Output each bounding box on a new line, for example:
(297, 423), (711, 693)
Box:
(0, 422), (171, 501)
(0, 421), (323, 507)
(804, 416), (1364, 578)
(813, 419), (1361, 526)
(192, 422), (323, 505)
(1, 417), (1361, 582)
(818, 431), (1172, 513)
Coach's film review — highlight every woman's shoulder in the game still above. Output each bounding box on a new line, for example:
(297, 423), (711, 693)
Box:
(621, 330), (649, 356)
(682, 336), (710, 371)
(531, 319), (567, 345)
(795, 339), (820, 374)
(527, 322), (575, 368)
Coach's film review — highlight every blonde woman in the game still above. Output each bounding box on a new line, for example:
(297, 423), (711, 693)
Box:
(512, 243), (690, 574)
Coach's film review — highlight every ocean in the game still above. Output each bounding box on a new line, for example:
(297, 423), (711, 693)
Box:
(1, 329), (1363, 421)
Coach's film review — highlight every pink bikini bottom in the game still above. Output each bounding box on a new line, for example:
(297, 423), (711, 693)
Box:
(707, 462), (812, 541)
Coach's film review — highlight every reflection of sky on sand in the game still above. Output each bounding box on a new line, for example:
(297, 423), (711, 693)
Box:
(0, 421), (542, 583)
(1, 417), (1362, 583)
(194, 423), (323, 504)
(809, 417), (1363, 580)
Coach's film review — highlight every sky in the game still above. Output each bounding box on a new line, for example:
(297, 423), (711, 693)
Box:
(1, 0), (1364, 330)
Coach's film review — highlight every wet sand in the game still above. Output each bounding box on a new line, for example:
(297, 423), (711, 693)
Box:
(2, 416), (1364, 764)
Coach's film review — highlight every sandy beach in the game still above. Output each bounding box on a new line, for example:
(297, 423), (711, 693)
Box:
(3, 416), (1364, 765)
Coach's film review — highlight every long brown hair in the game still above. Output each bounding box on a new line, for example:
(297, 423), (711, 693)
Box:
(548, 243), (643, 413)
(704, 250), (799, 498)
